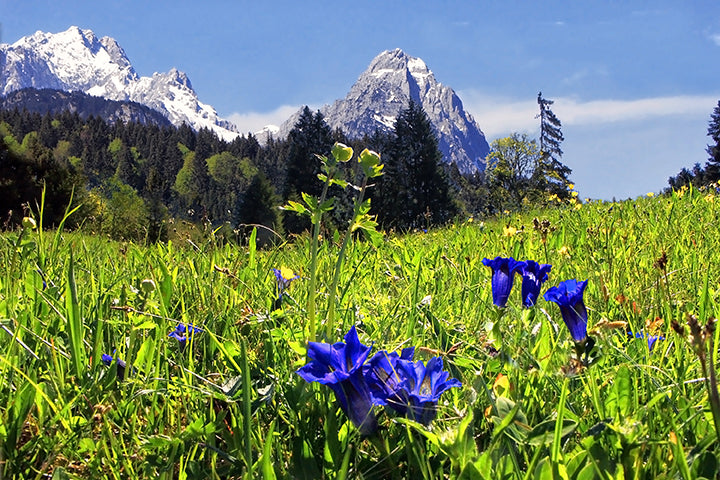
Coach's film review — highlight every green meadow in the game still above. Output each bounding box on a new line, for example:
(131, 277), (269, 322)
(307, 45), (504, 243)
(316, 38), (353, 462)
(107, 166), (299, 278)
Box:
(2, 183), (720, 479)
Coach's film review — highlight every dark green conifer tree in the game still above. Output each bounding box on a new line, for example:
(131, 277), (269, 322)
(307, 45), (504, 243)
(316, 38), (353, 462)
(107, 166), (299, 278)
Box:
(704, 100), (720, 183)
(282, 106), (334, 233)
(375, 100), (457, 229)
(535, 92), (572, 198)
(238, 171), (282, 247)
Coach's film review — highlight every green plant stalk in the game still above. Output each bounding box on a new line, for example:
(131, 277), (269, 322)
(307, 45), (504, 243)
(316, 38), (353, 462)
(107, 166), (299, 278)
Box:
(326, 176), (369, 338)
(9, 227), (26, 278)
(307, 176), (332, 343)
(241, 338), (253, 471)
(700, 338), (720, 440)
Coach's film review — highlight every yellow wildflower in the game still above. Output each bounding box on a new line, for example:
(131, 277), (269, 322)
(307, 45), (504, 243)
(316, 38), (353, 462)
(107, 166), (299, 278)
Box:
(568, 183), (575, 190)
(705, 194), (715, 203)
(647, 192), (655, 197)
(279, 266), (296, 282)
(503, 225), (517, 237)
(571, 191), (579, 197)
(558, 246), (571, 257)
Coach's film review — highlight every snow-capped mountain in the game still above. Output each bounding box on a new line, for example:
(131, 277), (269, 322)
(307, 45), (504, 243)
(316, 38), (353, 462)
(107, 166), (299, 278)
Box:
(0, 26), (239, 141)
(276, 48), (490, 173)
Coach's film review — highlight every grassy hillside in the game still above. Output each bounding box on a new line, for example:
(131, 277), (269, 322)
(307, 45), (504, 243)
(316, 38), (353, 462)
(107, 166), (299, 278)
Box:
(2, 184), (720, 479)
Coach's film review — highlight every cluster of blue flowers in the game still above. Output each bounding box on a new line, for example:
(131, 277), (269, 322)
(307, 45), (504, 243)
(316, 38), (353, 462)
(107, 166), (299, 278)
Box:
(483, 256), (589, 343)
(482, 257), (552, 308)
(296, 326), (461, 435)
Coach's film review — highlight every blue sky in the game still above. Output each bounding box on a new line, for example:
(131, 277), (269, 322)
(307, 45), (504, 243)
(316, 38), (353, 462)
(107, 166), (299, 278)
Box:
(3, 0), (720, 200)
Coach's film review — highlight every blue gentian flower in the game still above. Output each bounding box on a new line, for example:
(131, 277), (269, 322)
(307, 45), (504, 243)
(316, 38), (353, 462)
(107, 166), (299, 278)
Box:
(363, 347), (416, 406)
(101, 352), (127, 380)
(543, 279), (589, 342)
(482, 256), (523, 307)
(632, 332), (664, 351)
(296, 326), (378, 435)
(517, 260), (552, 307)
(392, 356), (462, 425)
(168, 323), (203, 349)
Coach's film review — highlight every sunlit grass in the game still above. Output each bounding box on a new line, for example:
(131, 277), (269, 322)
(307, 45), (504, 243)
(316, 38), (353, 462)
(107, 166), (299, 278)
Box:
(2, 184), (720, 478)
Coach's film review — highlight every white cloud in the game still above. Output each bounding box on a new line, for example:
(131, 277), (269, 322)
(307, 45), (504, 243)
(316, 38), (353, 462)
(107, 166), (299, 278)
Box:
(226, 104), (307, 135)
(457, 89), (717, 139)
(554, 95), (716, 125)
(710, 33), (720, 46)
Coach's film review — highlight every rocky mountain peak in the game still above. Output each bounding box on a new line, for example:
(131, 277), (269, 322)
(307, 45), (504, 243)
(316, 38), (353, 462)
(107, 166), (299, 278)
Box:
(276, 48), (489, 174)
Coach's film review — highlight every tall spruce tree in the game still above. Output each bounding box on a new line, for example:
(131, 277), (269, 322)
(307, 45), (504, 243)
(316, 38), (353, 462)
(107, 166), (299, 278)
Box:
(536, 92), (572, 198)
(375, 100), (457, 229)
(704, 100), (720, 183)
(282, 106), (334, 233)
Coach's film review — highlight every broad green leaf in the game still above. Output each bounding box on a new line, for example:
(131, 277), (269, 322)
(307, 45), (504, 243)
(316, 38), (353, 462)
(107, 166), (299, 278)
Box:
(614, 365), (632, 418)
(526, 418), (577, 446)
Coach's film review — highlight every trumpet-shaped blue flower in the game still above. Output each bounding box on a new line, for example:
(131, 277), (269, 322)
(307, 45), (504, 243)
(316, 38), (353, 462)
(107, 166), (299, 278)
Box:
(168, 323), (203, 349)
(517, 260), (552, 307)
(364, 347), (416, 406)
(296, 326), (378, 435)
(101, 352), (127, 381)
(632, 332), (664, 351)
(544, 279), (589, 342)
(482, 256), (523, 307)
(392, 356), (462, 425)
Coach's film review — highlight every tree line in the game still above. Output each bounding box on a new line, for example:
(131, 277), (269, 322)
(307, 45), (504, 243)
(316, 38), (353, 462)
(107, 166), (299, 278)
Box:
(0, 92), (574, 244)
(667, 100), (720, 191)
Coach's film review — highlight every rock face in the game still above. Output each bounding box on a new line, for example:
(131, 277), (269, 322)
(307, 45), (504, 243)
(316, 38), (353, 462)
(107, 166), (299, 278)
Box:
(0, 26), (239, 140)
(278, 48), (490, 173)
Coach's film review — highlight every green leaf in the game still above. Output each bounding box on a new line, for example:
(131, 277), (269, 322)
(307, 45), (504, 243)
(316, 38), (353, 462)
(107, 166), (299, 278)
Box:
(614, 365), (632, 418)
(491, 397), (528, 444)
(281, 200), (309, 216)
(301, 192), (319, 211)
(65, 250), (85, 378)
(319, 197), (335, 212)
(526, 418), (577, 446)
(329, 178), (349, 189)
(133, 320), (157, 330)
(260, 420), (278, 480)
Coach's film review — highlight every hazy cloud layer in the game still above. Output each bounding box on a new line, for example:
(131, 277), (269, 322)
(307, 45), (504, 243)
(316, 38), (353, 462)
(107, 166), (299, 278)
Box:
(226, 105), (306, 135)
(458, 90), (717, 139)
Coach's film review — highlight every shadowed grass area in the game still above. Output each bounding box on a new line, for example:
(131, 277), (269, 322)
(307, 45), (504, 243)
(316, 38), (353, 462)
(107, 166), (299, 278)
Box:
(1, 184), (719, 478)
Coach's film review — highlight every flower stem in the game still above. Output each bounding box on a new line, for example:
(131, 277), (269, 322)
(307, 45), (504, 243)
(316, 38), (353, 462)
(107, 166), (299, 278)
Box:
(702, 331), (720, 440)
(327, 177), (369, 338)
(307, 178), (331, 343)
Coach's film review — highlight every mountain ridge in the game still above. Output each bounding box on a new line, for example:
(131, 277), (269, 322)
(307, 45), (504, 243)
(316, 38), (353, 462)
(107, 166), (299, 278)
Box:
(0, 87), (173, 126)
(0, 26), (239, 140)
